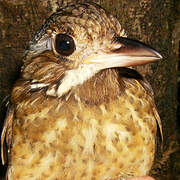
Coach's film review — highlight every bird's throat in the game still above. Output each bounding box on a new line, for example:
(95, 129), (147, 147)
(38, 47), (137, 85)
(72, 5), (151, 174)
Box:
(75, 69), (123, 105)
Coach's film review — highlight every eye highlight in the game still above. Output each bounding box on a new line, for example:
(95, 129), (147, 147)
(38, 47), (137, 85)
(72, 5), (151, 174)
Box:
(55, 34), (75, 56)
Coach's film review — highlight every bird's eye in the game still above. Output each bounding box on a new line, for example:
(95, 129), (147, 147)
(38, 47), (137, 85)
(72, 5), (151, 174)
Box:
(55, 34), (75, 56)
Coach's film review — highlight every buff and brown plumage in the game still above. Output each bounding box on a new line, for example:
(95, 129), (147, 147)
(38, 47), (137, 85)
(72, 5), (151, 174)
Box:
(1, 2), (162, 180)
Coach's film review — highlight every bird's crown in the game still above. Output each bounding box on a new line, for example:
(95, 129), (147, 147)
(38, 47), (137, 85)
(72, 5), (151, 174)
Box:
(24, 2), (126, 66)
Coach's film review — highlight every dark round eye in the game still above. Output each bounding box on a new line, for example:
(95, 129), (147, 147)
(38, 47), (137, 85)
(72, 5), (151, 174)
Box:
(55, 34), (75, 56)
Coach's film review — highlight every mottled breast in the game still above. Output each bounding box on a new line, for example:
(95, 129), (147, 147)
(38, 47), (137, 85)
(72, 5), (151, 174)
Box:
(7, 71), (157, 180)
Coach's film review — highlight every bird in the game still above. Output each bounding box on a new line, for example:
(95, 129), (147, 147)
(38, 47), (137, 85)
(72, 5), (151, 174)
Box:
(1, 1), (163, 180)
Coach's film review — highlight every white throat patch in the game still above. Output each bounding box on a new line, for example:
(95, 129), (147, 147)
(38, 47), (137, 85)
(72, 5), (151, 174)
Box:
(56, 64), (99, 97)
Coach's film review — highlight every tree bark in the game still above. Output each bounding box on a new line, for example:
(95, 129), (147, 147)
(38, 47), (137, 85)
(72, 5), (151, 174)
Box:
(0, 0), (179, 179)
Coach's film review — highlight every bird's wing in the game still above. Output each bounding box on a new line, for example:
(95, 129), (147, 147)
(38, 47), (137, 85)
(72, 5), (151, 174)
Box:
(119, 68), (163, 141)
(140, 78), (163, 142)
(1, 105), (14, 165)
(152, 105), (163, 141)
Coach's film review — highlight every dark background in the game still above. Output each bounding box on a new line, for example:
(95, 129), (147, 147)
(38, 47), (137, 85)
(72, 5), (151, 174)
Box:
(0, 0), (179, 179)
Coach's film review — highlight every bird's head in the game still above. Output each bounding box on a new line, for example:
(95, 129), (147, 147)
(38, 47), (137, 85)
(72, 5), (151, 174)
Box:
(22, 2), (162, 97)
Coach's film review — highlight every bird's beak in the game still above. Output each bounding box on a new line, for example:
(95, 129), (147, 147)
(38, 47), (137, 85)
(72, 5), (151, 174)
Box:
(83, 37), (162, 69)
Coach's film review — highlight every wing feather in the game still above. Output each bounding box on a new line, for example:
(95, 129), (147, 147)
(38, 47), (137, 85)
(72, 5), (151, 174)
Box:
(140, 78), (163, 142)
(153, 106), (163, 141)
(1, 105), (14, 165)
